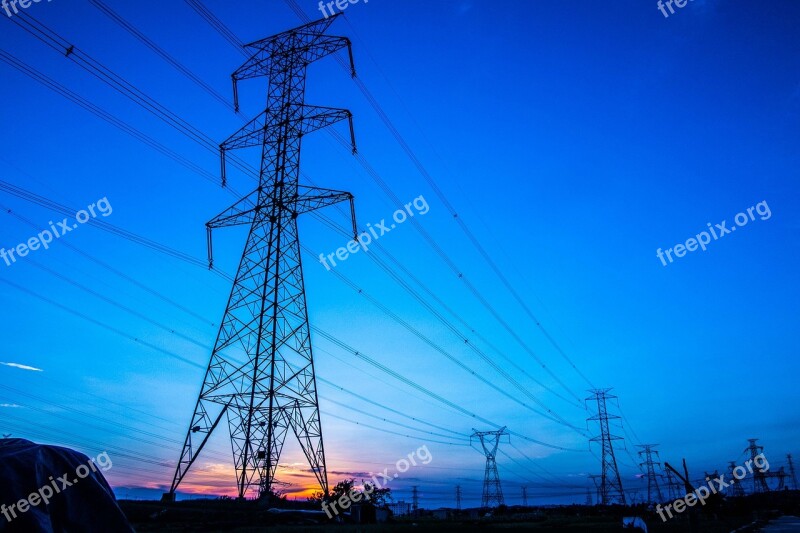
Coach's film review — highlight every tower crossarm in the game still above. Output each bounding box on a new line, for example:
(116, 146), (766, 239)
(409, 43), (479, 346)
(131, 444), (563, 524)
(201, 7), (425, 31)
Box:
(219, 105), (356, 186)
(234, 35), (354, 83)
(206, 186), (356, 268)
(220, 106), (354, 153)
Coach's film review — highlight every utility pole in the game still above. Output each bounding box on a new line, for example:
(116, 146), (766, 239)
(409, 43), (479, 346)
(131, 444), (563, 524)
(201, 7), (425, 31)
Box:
(744, 439), (770, 494)
(637, 444), (664, 503)
(455, 485), (462, 510)
(471, 427), (509, 508)
(587, 389), (626, 505)
(521, 485), (528, 506)
(788, 454), (798, 491)
(165, 15), (358, 501)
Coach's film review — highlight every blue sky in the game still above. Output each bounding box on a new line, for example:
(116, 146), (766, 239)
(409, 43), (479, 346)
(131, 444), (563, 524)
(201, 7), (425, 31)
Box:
(0, 0), (798, 508)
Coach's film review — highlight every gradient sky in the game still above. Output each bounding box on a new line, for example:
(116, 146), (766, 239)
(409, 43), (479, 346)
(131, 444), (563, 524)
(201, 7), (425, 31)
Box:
(0, 0), (798, 508)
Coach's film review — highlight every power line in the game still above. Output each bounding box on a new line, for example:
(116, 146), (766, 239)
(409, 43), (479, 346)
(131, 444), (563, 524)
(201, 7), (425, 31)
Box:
(284, 0), (595, 391)
(2, 206), (215, 328)
(313, 211), (580, 408)
(194, 0), (590, 407)
(87, 0), (235, 111)
(6, 10), (258, 181)
(0, 49), (231, 194)
(0, 277), (206, 370)
(0, 178), (222, 274)
(184, 0), (246, 52)
(303, 244), (587, 435)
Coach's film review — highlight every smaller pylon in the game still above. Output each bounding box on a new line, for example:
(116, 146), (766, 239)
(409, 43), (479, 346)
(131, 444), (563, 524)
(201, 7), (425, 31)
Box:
(637, 444), (664, 503)
(411, 486), (419, 515)
(588, 474), (602, 504)
(663, 468), (681, 500)
(744, 439), (770, 493)
(521, 485), (528, 506)
(775, 467), (787, 490)
(455, 485), (462, 510)
(727, 461), (745, 497)
(586, 389), (626, 505)
(788, 454), (798, 491)
(471, 427), (509, 508)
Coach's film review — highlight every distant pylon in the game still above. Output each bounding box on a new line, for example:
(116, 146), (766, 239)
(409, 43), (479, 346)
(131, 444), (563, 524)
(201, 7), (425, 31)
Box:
(775, 467), (787, 490)
(744, 439), (770, 493)
(521, 485), (528, 506)
(788, 454), (799, 491)
(412, 486), (419, 514)
(727, 461), (745, 497)
(586, 389), (626, 505)
(455, 485), (462, 510)
(663, 468), (681, 500)
(588, 474), (602, 504)
(637, 444), (664, 503)
(165, 15), (359, 501)
(585, 487), (593, 506)
(471, 427), (509, 508)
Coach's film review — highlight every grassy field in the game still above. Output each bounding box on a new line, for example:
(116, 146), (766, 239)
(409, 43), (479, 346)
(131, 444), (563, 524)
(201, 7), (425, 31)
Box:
(120, 493), (800, 532)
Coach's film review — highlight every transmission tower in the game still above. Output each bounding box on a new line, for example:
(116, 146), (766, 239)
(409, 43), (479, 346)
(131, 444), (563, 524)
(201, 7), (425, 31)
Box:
(663, 468), (681, 500)
(637, 444), (664, 503)
(471, 427), (509, 508)
(588, 474), (602, 504)
(586, 389), (626, 505)
(455, 485), (462, 510)
(744, 439), (770, 494)
(585, 487), (593, 506)
(411, 486), (419, 514)
(165, 15), (358, 501)
(788, 454), (799, 491)
(727, 461), (745, 497)
(521, 485), (528, 506)
(775, 467), (787, 490)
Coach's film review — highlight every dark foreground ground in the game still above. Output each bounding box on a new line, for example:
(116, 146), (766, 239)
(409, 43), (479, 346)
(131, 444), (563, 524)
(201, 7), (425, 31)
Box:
(120, 491), (800, 532)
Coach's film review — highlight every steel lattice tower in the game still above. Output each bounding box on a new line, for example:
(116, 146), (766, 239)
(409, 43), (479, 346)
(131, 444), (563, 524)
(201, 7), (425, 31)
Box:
(727, 461), (745, 497)
(637, 444), (664, 503)
(165, 15), (358, 501)
(455, 485), (462, 510)
(745, 439), (770, 494)
(663, 468), (681, 500)
(521, 485), (528, 506)
(588, 474), (602, 504)
(587, 389), (626, 505)
(788, 454), (799, 491)
(471, 427), (508, 508)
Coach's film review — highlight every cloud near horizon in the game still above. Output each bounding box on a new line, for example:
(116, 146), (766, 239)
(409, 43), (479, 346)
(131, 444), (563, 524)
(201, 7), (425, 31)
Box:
(0, 362), (43, 372)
